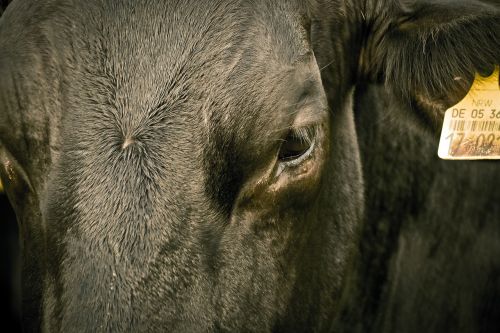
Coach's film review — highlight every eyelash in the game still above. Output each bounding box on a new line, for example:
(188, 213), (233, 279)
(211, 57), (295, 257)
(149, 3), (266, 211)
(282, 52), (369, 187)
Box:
(289, 126), (316, 145)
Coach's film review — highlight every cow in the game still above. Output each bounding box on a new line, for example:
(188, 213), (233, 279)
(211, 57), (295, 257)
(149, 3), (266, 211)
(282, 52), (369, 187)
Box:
(0, 0), (499, 332)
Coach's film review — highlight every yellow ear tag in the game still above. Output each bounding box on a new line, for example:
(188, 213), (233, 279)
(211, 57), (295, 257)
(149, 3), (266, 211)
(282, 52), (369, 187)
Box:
(438, 66), (500, 160)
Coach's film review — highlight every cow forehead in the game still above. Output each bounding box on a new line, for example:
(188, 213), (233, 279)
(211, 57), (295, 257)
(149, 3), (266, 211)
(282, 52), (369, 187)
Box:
(73, 0), (311, 93)
(62, 0), (313, 133)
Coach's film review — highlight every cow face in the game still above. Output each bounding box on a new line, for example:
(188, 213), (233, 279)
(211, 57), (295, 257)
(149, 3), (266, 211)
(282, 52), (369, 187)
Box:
(1, 1), (362, 331)
(0, 0), (498, 332)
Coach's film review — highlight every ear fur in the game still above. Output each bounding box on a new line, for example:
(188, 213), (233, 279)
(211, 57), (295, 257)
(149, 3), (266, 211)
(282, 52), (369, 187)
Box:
(377, 0), (500, 127)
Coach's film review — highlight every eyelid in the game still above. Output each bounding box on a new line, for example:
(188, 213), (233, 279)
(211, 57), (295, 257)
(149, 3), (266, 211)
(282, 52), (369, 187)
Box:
(289, 125), (318, 145)
(291, 103), (327, 129)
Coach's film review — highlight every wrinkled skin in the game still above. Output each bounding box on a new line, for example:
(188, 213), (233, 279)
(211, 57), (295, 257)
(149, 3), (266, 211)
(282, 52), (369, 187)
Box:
(0, 0), (499, 332)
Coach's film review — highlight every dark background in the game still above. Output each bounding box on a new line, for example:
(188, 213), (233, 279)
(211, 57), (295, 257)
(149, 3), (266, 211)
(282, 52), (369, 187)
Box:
(1, 0), (21, 329)
(0, 193), (21, 332)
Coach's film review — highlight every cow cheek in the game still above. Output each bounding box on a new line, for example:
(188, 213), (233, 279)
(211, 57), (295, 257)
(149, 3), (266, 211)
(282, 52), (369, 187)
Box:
(215, 167), (325, 330)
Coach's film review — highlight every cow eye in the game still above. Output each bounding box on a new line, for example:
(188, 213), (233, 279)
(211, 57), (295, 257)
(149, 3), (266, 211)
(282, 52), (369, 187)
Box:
(278, 126), (316, 165)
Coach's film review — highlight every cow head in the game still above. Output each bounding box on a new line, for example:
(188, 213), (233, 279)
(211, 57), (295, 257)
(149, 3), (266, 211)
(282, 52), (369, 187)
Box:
(0, 0), (498, 331)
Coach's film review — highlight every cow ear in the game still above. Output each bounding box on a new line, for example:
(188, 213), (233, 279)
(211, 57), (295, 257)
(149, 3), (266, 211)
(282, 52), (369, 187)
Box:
(378, 0), (500, 127)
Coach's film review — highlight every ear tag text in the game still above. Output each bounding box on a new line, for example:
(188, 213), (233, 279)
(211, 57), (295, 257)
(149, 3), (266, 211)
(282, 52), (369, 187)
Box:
(438, 67), (500, 160)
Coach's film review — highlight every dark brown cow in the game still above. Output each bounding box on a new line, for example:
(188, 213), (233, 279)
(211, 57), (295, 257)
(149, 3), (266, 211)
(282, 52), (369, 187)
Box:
(0, 0), (499, 331)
